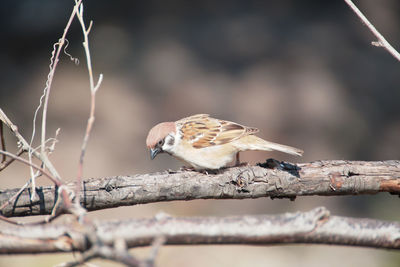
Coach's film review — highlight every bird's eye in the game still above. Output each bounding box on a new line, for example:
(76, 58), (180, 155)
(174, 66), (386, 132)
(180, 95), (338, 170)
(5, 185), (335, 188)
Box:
(158, 139), (164, 146)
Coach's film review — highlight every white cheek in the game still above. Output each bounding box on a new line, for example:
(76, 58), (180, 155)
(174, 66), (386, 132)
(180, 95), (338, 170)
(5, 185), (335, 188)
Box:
(162, 134), (178, 153)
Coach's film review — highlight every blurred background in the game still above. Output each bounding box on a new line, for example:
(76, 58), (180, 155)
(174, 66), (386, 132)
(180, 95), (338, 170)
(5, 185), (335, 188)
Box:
(0, 0), (400, 266)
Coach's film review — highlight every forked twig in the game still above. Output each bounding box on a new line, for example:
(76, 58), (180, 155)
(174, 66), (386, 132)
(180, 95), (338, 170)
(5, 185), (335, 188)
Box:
(28, 1), (84, 202)
(59, 245), (141, 267)
(28, 1), (84, 201)
(344, 0), (400, 61)
(0, 171), (30, 210)
(74, 2), (103, 206)
(0, 150), (74, 218)
(0, 108), (59, 179)
(40, 0), (83, 156)
(0, 150), (60, 187)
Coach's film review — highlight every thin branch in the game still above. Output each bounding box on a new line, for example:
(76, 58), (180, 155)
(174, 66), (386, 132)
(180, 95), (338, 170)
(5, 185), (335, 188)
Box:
(0, 150), (60, 186)
(0, 108), (60, 181)
(144, 236), (166, 267)
(27, 1), (84, 202)
(344, 0), (400, 61)
(60, 244), (141, 267)
(0, 168), (30, 210)
(28, 2), (86, 185)
(0, 121), (5, 163)
(39, 0), (83, 158)
(0, 207), (399, 255)
(74, 2), (103, 207)
(0, 160), (399, 218)
(0, 148), (23, 171)
(0, 150), (74, 223)
(29, 41), (59, 202)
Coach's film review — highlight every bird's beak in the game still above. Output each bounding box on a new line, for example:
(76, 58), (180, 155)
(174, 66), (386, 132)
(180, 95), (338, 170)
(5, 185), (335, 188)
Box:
(150, 147), (161, 160)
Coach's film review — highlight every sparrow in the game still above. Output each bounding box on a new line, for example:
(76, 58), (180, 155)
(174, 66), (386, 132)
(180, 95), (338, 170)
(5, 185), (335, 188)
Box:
(146, 114), (303, 170)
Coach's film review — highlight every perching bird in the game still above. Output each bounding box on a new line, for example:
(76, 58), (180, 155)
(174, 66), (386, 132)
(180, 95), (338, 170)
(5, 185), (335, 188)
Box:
(146, 114), (303, 170)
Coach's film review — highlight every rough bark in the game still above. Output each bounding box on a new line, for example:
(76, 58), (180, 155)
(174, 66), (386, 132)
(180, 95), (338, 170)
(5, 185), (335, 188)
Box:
(0, 207), (399, 254)
(1, 160), (399, 217)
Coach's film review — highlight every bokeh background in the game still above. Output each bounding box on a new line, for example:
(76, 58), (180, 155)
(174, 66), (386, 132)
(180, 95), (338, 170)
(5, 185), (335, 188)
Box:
(1, 0), (400, 266)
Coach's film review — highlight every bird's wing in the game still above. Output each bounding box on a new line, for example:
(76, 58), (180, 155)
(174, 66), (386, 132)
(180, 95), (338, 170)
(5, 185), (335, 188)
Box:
(177, 114), (258, 149)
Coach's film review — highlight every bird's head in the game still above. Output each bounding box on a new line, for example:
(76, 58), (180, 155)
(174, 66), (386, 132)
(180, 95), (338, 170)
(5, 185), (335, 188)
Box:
(146, 121), (176, 159)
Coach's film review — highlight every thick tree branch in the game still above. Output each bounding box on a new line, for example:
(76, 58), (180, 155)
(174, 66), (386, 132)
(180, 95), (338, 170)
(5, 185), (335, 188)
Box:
(1, 160), (399, 217)
(0, 207), (399, 254)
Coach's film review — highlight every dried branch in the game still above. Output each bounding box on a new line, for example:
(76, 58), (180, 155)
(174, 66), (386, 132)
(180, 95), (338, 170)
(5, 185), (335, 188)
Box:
(0, 207), (399, 255)
(74, 2), (103, 207)
(0, 121), (5, 163)
(0, 150), (73, 224)
(145, 236), (166, 267)
(39, 0), (83, 157)
(0, 149), (23, 172)
(0, 150), (61, 187)
(27, 1), (85, 203)
(59, 244), (142, 267)
(1, 160), (399, 218)
(57, 219), (142, 267)
(0, 108), (60, 182)
(344, 0), (400, 61)
(28, 2), (85, 190)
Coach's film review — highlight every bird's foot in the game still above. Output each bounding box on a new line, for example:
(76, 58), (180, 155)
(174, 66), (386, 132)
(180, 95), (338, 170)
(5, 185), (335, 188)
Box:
(180, 166), (196, 172)
(234, 162), (249, 167)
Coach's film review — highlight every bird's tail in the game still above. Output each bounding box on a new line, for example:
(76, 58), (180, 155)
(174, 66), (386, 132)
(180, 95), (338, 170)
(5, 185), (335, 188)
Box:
(235, 135), (303, 156)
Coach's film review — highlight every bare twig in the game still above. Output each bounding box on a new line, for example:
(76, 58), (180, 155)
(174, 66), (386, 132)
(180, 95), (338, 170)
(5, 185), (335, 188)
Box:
(39, 0), (83, 157)
(0, 148), (23, 171)
(59, 213), (140, 267)
(0, 214), (21, 225)
(344, 0), (400, 61)
(27, 1), (86, 202)
(0, 108), (60, 181)
(0, 150), (74, 224)
(74, 2), (103, 207)
(0, 121), (5, 163)
(0, 167), (30, 210)
(48, 128), (61, 153)
(0, 150), (60, 186)
(28, 1), (84, 202)
(60, 244), (141, 267)
(144, 236), (166, 267)
(0, 160), (399, 218)
(28, 41), (59, 202)
(1, 207), (399, 254)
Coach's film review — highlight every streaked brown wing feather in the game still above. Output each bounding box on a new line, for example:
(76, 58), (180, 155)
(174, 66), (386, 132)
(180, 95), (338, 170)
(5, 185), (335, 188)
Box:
(178, 114), (258, 149)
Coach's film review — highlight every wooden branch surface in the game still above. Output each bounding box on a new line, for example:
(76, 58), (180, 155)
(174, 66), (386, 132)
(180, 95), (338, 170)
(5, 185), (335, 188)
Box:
(0, 207), (399, 254)
(1, 160), (399, 217)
